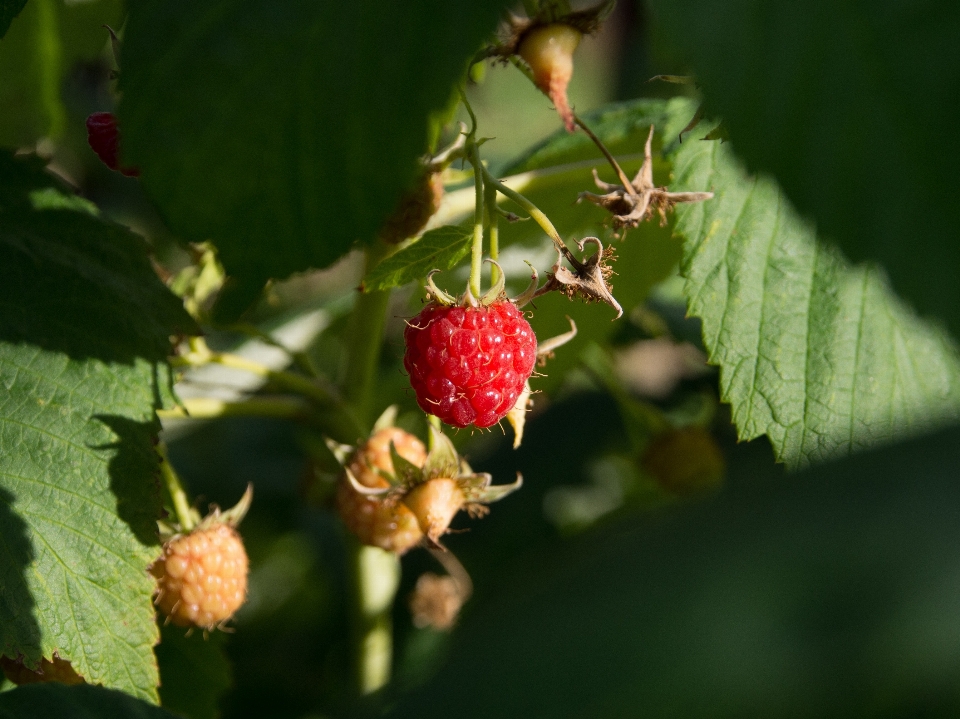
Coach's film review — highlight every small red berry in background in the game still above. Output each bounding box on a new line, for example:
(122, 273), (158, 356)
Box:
(403, 300), (537, 429)
(85, 112), (140, 177)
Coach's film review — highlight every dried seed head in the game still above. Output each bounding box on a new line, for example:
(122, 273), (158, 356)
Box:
(409, 572), (464, 630)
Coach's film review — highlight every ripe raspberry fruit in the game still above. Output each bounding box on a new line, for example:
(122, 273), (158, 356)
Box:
(403, 301), (537, 428)
(518, 24), (582, 132)
(151, 523), (248, 631)
(336, 427), (427, 554)
(85, 112), (140, 177)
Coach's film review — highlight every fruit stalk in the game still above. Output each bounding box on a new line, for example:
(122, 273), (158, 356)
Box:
(341, 243), (400, 694)
(349, 541), (401, 694)
(157, 442), (196, 531)
(468, 141), (485, 299)
(484, 179), (500, 285)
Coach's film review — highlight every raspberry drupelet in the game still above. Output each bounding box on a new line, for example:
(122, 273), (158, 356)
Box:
(403, 300), (537, 428)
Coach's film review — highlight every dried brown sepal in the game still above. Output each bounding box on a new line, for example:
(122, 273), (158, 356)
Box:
(578, 125), (714, 230)
(536, 237), (623, 318)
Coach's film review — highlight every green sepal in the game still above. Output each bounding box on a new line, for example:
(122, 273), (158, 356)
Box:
(460, 472), (524, 504)
(422, 425), (461, 481)
(389, 441), (424, 487)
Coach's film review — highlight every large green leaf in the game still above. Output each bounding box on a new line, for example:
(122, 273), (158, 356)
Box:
(0, 683), (181, 718)
(648, 0), (960, 340)
(118, 0), (508, 318)
(156, 623), (231, 719)
(0, 151), (195, 701)
(0, 0), (27, 39)
(671, 135), (960, 468)
(387, 424), (960, 719)
(0, 0), (122, 148)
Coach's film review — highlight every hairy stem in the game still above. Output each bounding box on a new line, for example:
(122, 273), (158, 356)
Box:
(156, 442), (196, 531)
(343, 243), (398, 695)
(348, 542), (400, 695)
(574, 114), (636, 194)
(467, 142), (485, 299)
(480, 164), (566, 251)
(158, 397), (308, 421)
(484, 178), (500, 286)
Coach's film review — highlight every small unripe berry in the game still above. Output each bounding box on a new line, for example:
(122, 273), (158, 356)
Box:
(337, 427), (427, 554)
(403, 478), (465, 545)
(518, 24), (582, 132)
(380, 170), (444, 245)
(403, 300), (537, 428)
(151, 524), (248, 630)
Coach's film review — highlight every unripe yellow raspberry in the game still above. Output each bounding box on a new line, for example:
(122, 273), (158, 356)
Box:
(152, 523), (249, 631)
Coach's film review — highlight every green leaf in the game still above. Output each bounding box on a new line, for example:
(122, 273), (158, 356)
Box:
(118, 0), (507, 317)
(0, 0), (123, 148)
(0, 683), (181, 718)
(156, 623), (231, 719)
(365, 226), (472, 292)
(648, 0), (960, 339)
(671, 136), (960, 468)
(0, 151), (196, 701)
(0, 0), (27, 38)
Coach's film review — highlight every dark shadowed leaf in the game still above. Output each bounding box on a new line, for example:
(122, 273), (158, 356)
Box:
(0, 683), (181, 718)
(118, 0), (508, 317)
(648, 0), (960, 339)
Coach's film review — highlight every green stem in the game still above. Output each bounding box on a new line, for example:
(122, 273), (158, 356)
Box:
(480, 164), (565, 250)
(348, 540), (400, 695)
(343, 245), (391, 430)
(468, 142), (485, 299)
(484, 178), (500, 286)
(156, 442), (196, 531)
(158, 397), (308, 421)
(342, 243), (399, 695)
(173, 348), (336, 408)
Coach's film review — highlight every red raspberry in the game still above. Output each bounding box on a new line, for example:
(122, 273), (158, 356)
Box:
(336, 427), (427, 554)
(85, 112), (140, 177)
(151, 523), (248, 630)
(403, 301), (537, 428)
